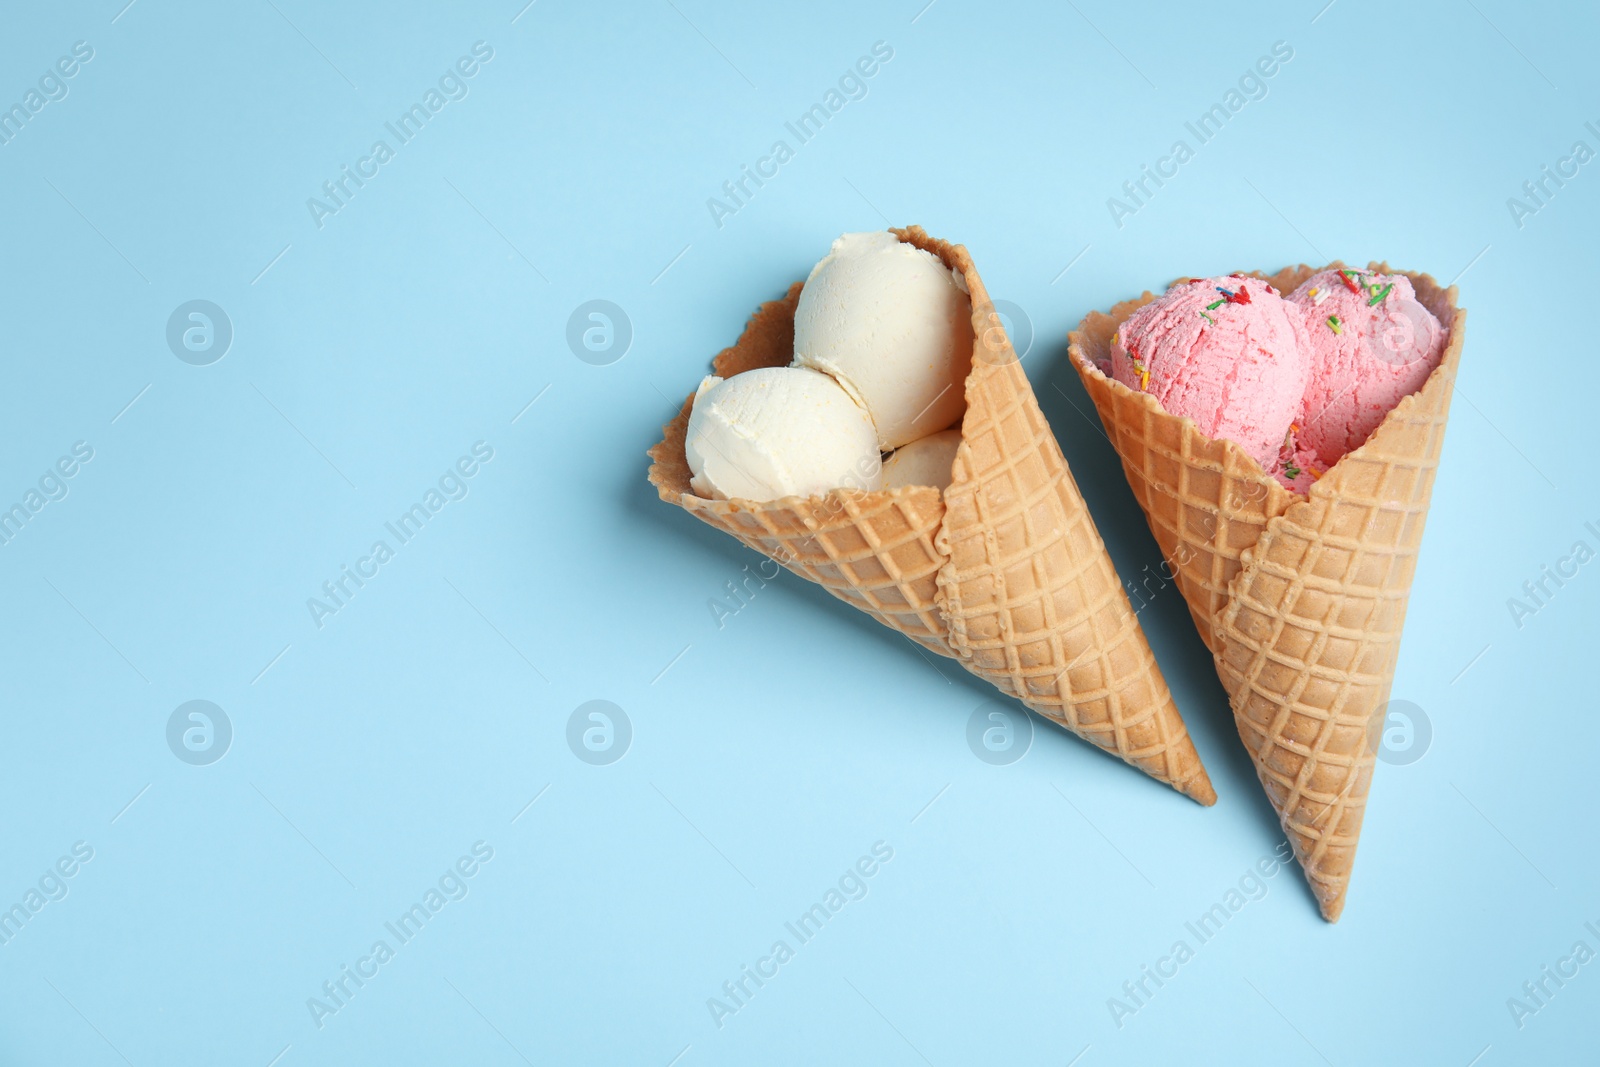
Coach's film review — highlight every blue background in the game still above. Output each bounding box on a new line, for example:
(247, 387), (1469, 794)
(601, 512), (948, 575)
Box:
(1, 1), (1594, 1064)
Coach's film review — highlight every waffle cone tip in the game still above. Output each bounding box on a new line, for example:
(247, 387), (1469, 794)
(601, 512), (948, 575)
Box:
(1186, 775), (1218, 807)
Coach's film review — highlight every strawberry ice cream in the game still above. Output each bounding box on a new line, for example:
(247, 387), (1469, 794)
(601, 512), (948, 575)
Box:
(1109, 275), (1309, 474)
(1098, 265), (1450, 495)
(1286, 268), (1446, 467)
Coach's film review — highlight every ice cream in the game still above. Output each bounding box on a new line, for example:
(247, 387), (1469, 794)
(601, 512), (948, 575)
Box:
(793, 231), (974, 449)
(684, 367), (882, 502)
(1108, 267), (1449, 493)
(1109, 275), (1309, 474)
(1287, 268), (1446, 467)
(881, 428), (962, 490)
(1277, 438), (1322, 494)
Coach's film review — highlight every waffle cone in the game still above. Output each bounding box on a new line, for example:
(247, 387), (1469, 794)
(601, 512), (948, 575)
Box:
(1070, 263), (1466, 919)
(648, 227), (1214, 804)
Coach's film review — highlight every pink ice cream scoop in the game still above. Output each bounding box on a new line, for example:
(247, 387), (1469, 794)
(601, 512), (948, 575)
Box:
(1110, 275), (1310, 475)
(1286, 268), (1446, 468)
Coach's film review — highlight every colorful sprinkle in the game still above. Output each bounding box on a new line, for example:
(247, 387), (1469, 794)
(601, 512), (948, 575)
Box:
(1285, 463), (1301, 479)
(1326, 315), (1342, 335)
(1200, 311), (1215, 325)
(1126, 342), (1149, 391)
(1310, 468), (1323, 481)
(1366, 281), (1393, 306)
(1206, 299), (1226, 310)
(1309, 286), (1329, 306)
(1338, 270), (1362, 294)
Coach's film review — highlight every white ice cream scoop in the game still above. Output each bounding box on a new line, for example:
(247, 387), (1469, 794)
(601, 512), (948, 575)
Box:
(685, 366), (883, 502)
(792, 231), (973, 449)
(881, 429), (962, 490)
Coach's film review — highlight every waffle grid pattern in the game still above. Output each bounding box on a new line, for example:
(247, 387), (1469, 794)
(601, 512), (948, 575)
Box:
(940, 354), (1211, 799)
(692, 485), (953, 655)
(1070, 264), (1465, 918)
(648, 227), (1215, 803)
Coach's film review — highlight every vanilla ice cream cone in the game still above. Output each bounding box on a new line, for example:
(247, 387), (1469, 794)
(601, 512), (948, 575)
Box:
(650, 227), (1215, 804)
(1070, 263), (1466, 919)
